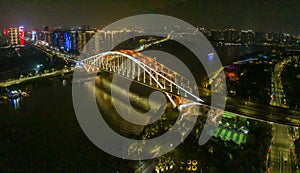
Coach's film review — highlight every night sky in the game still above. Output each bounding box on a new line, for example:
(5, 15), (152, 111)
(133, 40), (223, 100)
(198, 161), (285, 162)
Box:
(0, 0), (299, 34)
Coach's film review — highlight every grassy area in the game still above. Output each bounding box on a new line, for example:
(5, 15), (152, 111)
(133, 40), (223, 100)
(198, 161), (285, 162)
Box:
(213, 127), (247, 145)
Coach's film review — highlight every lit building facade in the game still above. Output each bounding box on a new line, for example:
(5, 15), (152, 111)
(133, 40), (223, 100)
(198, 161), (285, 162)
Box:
(70, 30), (78, 51)
(63, 31), (71, 51)
(19, 26), (25, 46)
(9, 27), (19, 45)
(31, 31), (37, 42)
(41, 31), (51, 45)
(34, 26), (100, 53)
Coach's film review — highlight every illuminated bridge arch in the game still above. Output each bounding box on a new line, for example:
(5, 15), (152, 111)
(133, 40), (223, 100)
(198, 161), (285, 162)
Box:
(79, 50), (204, 108)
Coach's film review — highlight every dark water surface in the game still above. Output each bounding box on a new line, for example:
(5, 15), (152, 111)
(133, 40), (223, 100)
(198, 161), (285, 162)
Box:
(0, 78), (138, 172)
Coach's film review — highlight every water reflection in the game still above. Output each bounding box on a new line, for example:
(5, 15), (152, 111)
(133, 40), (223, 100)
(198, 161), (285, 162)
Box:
(94, 75), (146, 136)
(9, 97), (20, 109)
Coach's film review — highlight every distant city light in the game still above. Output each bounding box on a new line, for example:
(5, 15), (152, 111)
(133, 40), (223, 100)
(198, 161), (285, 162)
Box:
(31, 31), (36, 41)
(3, 29), (9, 35)
(36, 64), (43, 69)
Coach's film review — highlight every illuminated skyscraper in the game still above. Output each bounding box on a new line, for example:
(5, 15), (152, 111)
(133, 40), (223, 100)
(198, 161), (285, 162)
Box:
(64, 31), (71, 51)
(41, 31), (51, 45)
(31, 31), (37, 41)
(9, 27), (19, 45)
(77, 30), (84, 51)
(70, 30), (78, 51)
(19, 26), (25, 46)
(52, 31), (60, 48)
(77, 30), (95, 52)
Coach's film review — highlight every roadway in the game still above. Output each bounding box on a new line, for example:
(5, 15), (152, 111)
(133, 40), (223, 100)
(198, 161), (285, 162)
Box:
(199, 91), (300, 127)
(0, 69), (73, 88)
(267, 60), (295, 173)
(269, 124), (293, 173)
(270, 60), (288, 108)
(0, 43), (76, 88)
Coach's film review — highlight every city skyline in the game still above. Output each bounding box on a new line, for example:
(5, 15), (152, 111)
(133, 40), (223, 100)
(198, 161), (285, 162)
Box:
(0, 0), (299, 35)
(1, 2), (300, 172)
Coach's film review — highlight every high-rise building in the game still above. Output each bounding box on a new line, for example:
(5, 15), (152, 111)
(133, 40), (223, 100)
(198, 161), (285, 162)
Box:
(63, 31), (71, 51)
(77, 30), (84, 52)
(40, 31), (51, 45)
(31, 30), (37, 42)
(70, 30), (78, 52)
(241, 30), (254, 45)
(33, 25), (99, 53)
(211, 30), (224, 42)
(9, 27), (19, 45)
(76, 29), (96, 52)
(19, 26), (25, 46)
(224, 29), (240, 43)
(85, 30), (95, 42)
(51, 31), (61, 48)
(58, 31), (64, 49)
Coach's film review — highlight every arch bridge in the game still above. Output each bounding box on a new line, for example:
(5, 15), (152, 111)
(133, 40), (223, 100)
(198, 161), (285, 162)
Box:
(79, 50), (205, 110)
